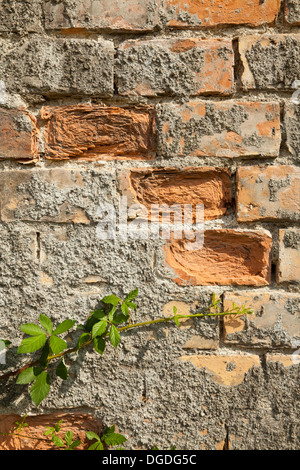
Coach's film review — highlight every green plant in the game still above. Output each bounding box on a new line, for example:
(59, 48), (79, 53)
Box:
(0, 289), (253, 407)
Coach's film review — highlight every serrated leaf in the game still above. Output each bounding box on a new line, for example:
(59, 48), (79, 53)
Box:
(108, 306), (116, 322)
(39, 314), (53, 335)
(49, 335), (68, 355)
(88, 441), (104, 450)
(30, 371), (50, 406)
(109, 325), (120, 349)
(20, 323), (46, 336)
(125, 289), (138, 302)
(92, 319), (107, 339)
(53, 319), (76, 336)
(174, 316), (180, 327)
(93, 337), (106, 355)
(125, 302), (137, 310)
(112, 313), (128, 325)
(121, 303), (129, 316)
(86, 431), (100, 441)
(65, 431), (73, 447)
(68, 439), (81, 449)
(76, 333), (91, 350)
(56, 359), (68, 380)
(18, 334), (47, 354)
(102, 295), (122, 306)
(52, 435), (64, 448)
(84, 315), (100, 333)
(103, 433), (127, 447)
(16, 366), (43, 385)
(91, 310), (106, 320)
(39, 341), (50, 367)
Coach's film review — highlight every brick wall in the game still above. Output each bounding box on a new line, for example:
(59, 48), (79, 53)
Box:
(0, 0), (299, 450)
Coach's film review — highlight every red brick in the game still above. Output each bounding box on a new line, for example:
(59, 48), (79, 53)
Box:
(166, 0), (281, 28)
(119, 167), (232, 221)
(157, 101), (280, 158)
(116, 38), (234, 97)
(41, 105), (156, 161)
(164, 230), (272, 286)
(236, 165), (300, 222)
(0, 108), (38, 161)
(44, 0), (159, 32)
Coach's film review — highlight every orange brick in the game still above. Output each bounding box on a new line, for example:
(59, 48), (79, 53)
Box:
(0, 108), (38, 161)
(164, 230), (272, 286)
(119, 167), (232, 221)
(166, 0), (280, 28)
(157, 101), (281, 158)
(41, 105), (156, 161)
(116, 38), (234, 97)
(236, 165), (300, 222)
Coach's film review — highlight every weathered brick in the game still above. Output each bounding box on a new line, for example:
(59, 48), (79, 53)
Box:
(285, 103), (300, 158)
(0, 108), (38, 161)
(0, 0), (43, 32)
(223, 291), (300, 348)
(278, 228), (300, 283)
(41, 105), (156, 161)
(179, 354), (260, 386)
(44, 0), (159, 32)
(285, 0), (300, 24)
(0, 413), (102, 450)
(165, 0), (280, 28)
(116, 38), (234, 97)
(157, 101), (280, 158)
(119, 167), (232, 221)
(0, 169), (112, 223)
(0, 37), (114, 97)
(266, 354), (297, 367)
(236, 165), (300, 222)
(240, 35), (300, 90)
(164, 229), (272, 286)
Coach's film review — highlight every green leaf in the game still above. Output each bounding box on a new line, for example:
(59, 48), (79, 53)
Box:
(92, 319), (107, 339)
(20, 323), (46, 336)
(103, 432), (127, 446)
(91, 310), (106, 320)
(68, 439), (81, 450)
(125, 288), (138, 302)
(53, 319), (76, 336)
(125, 302), (137, 310)
(108, 306), (117, 322)
(121, 303), (129, 316)
(88, 441), (104, 450)
(56, 359), (68, 381)
(76, 333), (91, 350)
(86, 431), (100, 441)
(109, 325), (120, 349)
(173, 306), (178, 315)
(39, 314), (53, 335)
(0, 339), (11, 351)
(39, 341), (50, 367)
(30, 371), (50, 406)
(65, 431), (73, 447)
(49, 335), (68, 355)
(102, 295), (122, 306)
(16, 366), (43, 385)
(84, 315), (100, 333)
(93, 337), (106, 355)
(174, 316), (180, 327)
(52, 435), (65, 448)
(18, 334), (47, 354)
(112, 313), (128, 325)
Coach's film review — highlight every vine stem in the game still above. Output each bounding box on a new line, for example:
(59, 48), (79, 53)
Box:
(0, 308), (247, 381)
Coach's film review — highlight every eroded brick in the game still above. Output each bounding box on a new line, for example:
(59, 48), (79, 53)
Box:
(42, 105), (156, 160)
(44, 0), (160, 32)
(157, 101), (280, 158)
(223, 291), (300, 348)
(285, 103), (300, 158)
(285, 0), (300, 24)
(0, 0), (43, 32)
(116, 38), (234, 97)
(119, 167), (232, 221)
(236, 165), (300, 222)
(164, 230), (272, 286)
(165, 0), (280, 28)
(278, 229), (300, 283)
(240, 34), (300, 90)
(0, 108), (38, 161)
(179, 354), (260, 386)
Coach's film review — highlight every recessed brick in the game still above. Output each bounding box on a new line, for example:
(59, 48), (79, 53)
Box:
(278, 228), (300, 283)
(119, 167), (232, 221)
(164, 230), (272, 286)
(0, 37), (114, 97)
(236, 165), (300, 222)
(285, 103), (300, 158)
(165, 0), (280, 28)
(41, 105), (156, 161)
(0, 108), (38, 161)
(157, 101), (281, 158)
(240, 34), (300, 90)
(0, 169), (109, 223)
(179, 354), (260, 386)
(44, 0), (159, 32)
(0, 413), (102, 450)
(0, 0), (43, 32)
(285, 0), (300, 25)
(116, 38), (234, 97)
(223, 291), (300, 348)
